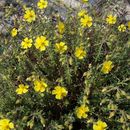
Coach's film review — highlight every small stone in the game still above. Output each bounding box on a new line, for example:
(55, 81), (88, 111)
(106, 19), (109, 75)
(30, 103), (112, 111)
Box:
(0, 11), (4, 18)
(0, 0), (6, 7)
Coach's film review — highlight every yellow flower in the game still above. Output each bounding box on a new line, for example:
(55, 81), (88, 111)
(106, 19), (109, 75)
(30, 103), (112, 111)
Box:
(37, 0), (48, 9)
(0, 118), (14, 130)
(101, 60), (114, 74)
(11, 28), (17, 37)
(34, 79), (47, 93)
(52, 86), (68, 100)
(118, 24), (126, 32)
(78, 9), (87, 17)
(75, 46), (86, 59)
(35, 36), (49, 51)
(106, 14), (116, 25)
(16, 84), (29, 95)
(57, 21), (65, 34)
(127, 21), (130, 30)
(21, 37), (33, 49)
(55, 42), (67, 54)
(75, 105), (89, 119)
(80, 15), (93, 27)
(82, 0), (88, 3)
(24, 9), (36, 23)
(93, 120), (107, 130)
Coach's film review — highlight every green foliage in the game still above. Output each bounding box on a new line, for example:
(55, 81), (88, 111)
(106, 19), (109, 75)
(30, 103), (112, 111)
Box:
(0, 0), (130, 129)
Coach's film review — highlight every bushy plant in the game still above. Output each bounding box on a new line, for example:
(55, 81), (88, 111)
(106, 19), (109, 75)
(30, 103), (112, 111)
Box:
(0, 0), (130, 130)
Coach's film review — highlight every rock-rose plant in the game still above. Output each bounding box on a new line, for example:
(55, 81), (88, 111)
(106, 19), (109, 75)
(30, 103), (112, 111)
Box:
(0, 0), (130, 130)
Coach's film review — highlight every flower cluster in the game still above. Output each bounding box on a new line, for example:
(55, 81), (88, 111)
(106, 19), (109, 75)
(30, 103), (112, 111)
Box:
(1, 0), (130, 130)
(16, 77), (68, 100)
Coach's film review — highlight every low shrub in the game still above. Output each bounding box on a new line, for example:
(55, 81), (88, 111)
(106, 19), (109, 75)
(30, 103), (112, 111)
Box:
(0, 0), (130, 129)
